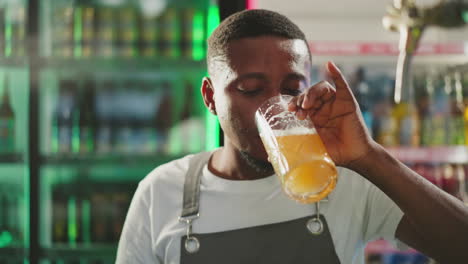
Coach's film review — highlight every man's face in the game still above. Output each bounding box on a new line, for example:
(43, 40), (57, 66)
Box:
(210, 36), (311, 162)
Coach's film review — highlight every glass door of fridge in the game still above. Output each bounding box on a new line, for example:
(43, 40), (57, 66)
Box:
(38, 0), (220, 262)
(0, 1), (29, 262)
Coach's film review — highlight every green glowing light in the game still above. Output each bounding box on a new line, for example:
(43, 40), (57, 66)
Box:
(202, 2), (221, 149)
(0, 231), (13, 248)
(463, 10), (468, 23)
(207, 4), (220, 37)
(73, 7), (83, 58)
(82, 199), (90, 243)
(68, 197), (77, 245)
(192, 11), (205, 60)
(72, 112), (80, 153)
(205, 108), (220, 150)
(5, 13), (12, 57)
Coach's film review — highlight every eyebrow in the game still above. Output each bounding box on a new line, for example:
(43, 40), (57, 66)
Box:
(237, 72), (268, 82)
(236, 72), (307, 82)
(284, 73), (307, 82)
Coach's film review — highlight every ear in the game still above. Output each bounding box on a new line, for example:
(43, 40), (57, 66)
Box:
(201, 77), (217, 115)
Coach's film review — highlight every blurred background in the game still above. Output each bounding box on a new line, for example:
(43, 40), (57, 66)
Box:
(0, 0), (467, 263)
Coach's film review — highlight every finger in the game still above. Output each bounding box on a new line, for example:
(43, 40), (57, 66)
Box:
(302, 81), (335, 109)
(326, 61), (354, 100)
(296, 108), (307, 120)
(310, 96), (333, 127)
(288, 97), (299, 112)
(297, 94), (305, 108)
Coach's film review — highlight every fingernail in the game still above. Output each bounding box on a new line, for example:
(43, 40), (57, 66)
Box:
(301, 96), (308, 108)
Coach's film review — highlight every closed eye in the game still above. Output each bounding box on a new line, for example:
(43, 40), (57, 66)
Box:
(283, 89), (301, 96)
(238, 88), (262, 96)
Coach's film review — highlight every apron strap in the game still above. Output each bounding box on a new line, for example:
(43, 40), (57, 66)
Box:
(180, 151), (212, 219)
(179, 152), (212, 254)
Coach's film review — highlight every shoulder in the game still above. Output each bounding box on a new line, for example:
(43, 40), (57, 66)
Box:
(327, 167), (376, 206)
(138, 151), (212, 194)
(335, 167), (373, 192)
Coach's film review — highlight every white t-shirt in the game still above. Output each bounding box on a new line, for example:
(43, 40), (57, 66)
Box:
(116, 151), (404, 264)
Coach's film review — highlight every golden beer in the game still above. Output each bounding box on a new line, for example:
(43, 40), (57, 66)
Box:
(262, 129), (337, 203)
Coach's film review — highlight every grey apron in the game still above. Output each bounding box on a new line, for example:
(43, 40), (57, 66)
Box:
(178, 152), (341, 264)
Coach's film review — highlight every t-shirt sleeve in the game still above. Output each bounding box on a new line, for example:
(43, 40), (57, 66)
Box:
(362, 182), (404, 243)
(116, 182), (160, 264)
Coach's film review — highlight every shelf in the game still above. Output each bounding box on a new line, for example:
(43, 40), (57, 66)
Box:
(0, 246), (28, 258)
(39, 57), (206, 73)
(0, 153), (24, 164)
(0, 57), (28, 67)
(386, 146), (468, 164)
(40, 244), (116, 259)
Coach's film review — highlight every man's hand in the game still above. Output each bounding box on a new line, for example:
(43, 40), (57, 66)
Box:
(288, 61), (374, 169)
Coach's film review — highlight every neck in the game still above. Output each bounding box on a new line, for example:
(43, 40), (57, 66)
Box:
(208, 144), (274, 181)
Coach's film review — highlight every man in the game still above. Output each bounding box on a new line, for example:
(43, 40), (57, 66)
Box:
(116, 9), (468, 263)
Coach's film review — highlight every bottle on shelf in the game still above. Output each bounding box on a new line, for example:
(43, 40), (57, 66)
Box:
(140, 12), (159, 58)
(463, 72), (468, 147)
(81, 4), (95, 58)
(350, 67), (373, 137)
(5, 3), (26, 57)
(117, 6), (139, 58)
(392, 75), (420, 147)
(80, 183), (91, 245)
(0, 75), (15, 153)
(78, 79), (97, 154)
(452, 72), (467, 145)
(418, 73), (435, 146)
(431, 73), (450, 146)
(130, 81), (158, 154)
(90, 191), (110, 243)
(159, 7), (181, 59)
(52, 184), (67, 244)
(52, 4), (74, 58)
(88, 182), (134, 244)
(53, 79), (79, 154)
(154, 81), (173, 153)
(67, 193), (79, 246)
(95, 6), (117, 58)
(95, 80), (115, 154)
(109, 189), (130, 242)
(374, 99), (398, 147)
(372, 75), (399, 147)
(113, 81), (133, 154)
(445, 73), (466, 145)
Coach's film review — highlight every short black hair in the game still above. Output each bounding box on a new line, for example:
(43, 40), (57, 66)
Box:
(207, 9), (311, 72)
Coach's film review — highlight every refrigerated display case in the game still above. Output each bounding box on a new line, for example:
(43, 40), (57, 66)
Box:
(36, 0), (221, 262)
(0, 0), (250, 263)
(0, 0), (29, 262)
(0, 69), (30, 263)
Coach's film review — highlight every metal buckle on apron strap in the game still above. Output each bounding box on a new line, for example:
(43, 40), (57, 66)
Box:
(179, 214), (201, 253)
(307, 202), (324, 235)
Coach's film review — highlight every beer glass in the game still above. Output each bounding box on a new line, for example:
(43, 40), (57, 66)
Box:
(255, 95), (337, 203)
